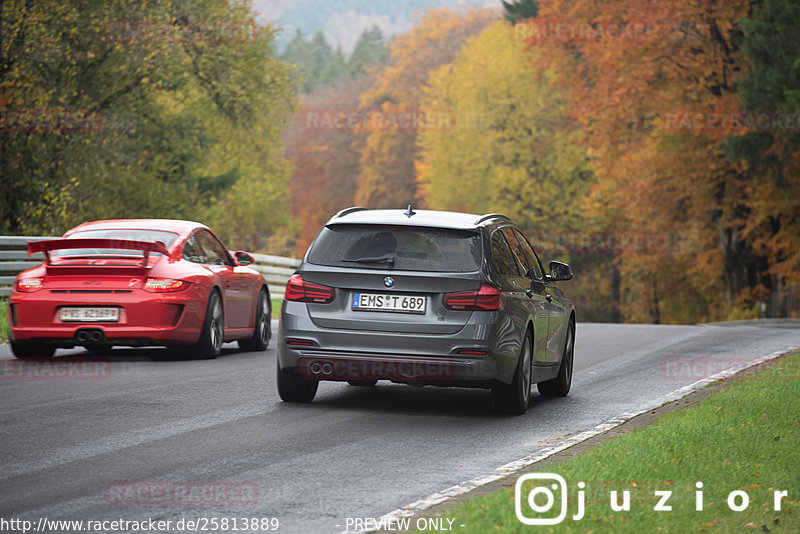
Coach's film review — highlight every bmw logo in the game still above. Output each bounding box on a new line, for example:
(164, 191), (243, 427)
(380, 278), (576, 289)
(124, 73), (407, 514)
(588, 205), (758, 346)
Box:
(384, 276), (394, 288)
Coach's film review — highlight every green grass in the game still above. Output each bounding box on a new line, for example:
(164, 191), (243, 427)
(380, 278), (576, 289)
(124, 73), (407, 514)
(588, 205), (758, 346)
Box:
(0, 297), (8, 342)
(271, 298), (282, 319)
(425, 354), (800, 533)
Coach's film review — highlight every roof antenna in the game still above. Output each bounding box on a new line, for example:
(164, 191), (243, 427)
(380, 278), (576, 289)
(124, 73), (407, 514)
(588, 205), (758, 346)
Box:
(404, 204), (416, 218)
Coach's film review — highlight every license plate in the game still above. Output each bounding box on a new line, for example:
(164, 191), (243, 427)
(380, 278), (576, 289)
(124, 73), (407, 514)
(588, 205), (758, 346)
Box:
(352, 293), (427, 314)
(60, 307), (120, 322)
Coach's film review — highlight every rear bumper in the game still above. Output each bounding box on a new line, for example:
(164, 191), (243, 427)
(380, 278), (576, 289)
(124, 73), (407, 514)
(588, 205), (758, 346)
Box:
(8, 289), (205, 347)
(278, 301), (514, 385)
(290, 350), (497, 386)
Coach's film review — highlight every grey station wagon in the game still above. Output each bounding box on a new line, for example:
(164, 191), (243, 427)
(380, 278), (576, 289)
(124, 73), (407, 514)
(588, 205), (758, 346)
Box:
(276, 207), (575, 413)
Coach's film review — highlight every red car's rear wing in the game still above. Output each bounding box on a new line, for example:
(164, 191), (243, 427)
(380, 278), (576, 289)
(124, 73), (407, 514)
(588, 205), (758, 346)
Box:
(27, 239), (171, 267)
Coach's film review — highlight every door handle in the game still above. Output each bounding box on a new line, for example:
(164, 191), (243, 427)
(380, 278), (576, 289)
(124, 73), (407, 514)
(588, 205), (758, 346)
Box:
(546, 294), (552, 302)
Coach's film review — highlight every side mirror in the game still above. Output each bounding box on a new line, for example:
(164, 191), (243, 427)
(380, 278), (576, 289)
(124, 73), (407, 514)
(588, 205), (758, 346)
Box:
(234, 251), (254, 266)
(547, 261), (573, 282)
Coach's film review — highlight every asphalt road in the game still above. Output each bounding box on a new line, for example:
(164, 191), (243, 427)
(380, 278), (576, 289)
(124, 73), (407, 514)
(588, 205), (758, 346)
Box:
(1, 321), (798, 534)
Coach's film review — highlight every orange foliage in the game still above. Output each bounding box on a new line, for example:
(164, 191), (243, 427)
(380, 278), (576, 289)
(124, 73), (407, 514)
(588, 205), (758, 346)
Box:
(285, 77), (371, 256)
(355, 8), (497, 208)
(525, 0), (754, 322)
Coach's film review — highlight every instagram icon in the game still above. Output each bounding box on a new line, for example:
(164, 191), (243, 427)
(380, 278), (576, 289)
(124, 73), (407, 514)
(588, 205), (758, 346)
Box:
(515, 473), (572, 525)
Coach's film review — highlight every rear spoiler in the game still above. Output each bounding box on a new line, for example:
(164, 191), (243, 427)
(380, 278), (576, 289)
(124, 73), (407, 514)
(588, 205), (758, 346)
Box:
(27, 239), (171, 267)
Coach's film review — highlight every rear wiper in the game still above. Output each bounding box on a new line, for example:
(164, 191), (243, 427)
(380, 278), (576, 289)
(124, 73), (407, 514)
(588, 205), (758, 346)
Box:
(342, 254), (395, 265)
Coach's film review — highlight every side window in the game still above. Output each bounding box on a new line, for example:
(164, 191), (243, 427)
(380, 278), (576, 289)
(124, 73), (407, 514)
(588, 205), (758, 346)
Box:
(501, 227), (530, 277)
(512, 229), (543, 280)
(182, 234), (207, 264)
(196, 230), (232, 266)
(490, 231), (518, 276)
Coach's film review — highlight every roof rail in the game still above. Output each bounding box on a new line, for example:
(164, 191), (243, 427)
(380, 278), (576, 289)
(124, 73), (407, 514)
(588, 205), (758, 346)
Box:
(474, 213), (511, 225)
(335, 206), (368, 218)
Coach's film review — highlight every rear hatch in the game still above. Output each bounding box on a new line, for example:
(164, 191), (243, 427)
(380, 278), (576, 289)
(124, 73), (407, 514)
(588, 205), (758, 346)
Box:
(301, 224), (484, 334)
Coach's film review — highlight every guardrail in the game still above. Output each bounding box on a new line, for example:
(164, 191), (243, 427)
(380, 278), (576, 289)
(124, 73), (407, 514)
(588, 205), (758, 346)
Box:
(0, 236), (300, 298)
(0, 236), (55, 297)
(249, 253), (301, 297)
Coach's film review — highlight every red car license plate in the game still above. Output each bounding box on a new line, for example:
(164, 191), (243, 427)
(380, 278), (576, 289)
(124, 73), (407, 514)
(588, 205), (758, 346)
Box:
(60, 307), (120, 322)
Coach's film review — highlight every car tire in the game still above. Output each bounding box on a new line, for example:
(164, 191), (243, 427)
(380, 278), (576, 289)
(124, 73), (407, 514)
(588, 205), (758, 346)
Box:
(491, 330), (532, 414)
(347, 380), (378, 387)
(194, 290), (223, 360)
(238, 288), (270, 352)
(538, 318), (574, 397)
(277, 358), (318, 402)
(10, 341), (56, 359)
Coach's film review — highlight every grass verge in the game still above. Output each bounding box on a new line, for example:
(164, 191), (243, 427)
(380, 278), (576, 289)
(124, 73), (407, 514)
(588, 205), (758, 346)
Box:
(271, 298), (282, 319)
(422, 353), (800, 533)
(0, 297), (8, 342)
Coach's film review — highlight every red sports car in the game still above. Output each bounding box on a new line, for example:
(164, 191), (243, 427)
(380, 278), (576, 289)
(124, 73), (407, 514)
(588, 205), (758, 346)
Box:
(7, 219), (271, 359)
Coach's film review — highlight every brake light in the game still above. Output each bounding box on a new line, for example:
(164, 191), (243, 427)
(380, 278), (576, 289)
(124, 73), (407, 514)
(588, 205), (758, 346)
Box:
(284, 274), (335, 303)
(17, 277), (44, 292)
(143, 277), (190, 292)
(443, 285), (503, 311)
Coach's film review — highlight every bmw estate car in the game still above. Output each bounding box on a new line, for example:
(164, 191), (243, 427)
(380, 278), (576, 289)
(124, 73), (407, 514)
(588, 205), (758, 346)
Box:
(8, 219), (271, 359)
(277, 207), (575, 413)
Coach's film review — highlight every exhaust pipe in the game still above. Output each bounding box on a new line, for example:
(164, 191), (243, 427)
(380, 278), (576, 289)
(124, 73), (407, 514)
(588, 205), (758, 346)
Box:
(309, 362), (322, 375)
(76, 329), (105, 343)
(321, 363), (333, 375)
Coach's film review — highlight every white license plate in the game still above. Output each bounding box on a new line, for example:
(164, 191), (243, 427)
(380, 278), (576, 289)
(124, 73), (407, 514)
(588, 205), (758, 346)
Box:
(60, 307), (120, 322)
(352, 293), (427, 314)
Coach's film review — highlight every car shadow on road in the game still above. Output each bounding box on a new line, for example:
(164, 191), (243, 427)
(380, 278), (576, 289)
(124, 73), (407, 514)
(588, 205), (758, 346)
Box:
(48, 344), (246, 362)
(280, 382), (563, 419)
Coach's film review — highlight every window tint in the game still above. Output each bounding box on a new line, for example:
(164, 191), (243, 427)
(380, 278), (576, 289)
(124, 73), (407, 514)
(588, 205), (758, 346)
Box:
(54, 229), (178, 257)
(501, 227), (530, 277)
(196, 230), (231, 266)
(308, 225), (482, 272)
(183, 234), (207, 264)
(490, 231), (517, 276)
(514, 230), (543, 280)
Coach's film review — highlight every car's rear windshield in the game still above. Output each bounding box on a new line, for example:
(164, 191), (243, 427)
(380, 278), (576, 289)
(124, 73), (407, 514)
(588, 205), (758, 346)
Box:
(53, 229), (179, 257)
(308, 224), (483, 272)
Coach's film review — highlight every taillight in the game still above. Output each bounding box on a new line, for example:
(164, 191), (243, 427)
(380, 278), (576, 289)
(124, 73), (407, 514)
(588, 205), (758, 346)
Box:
(143, 277), (190, 292)
(284, 274), (335, 303)
(443, 285), (503, 311)
(17, 277), (44, 292)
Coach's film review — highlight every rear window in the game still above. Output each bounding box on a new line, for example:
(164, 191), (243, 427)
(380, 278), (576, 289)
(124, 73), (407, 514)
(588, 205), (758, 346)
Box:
(53, 229), (179, 257)
(308, 224), (483, 272)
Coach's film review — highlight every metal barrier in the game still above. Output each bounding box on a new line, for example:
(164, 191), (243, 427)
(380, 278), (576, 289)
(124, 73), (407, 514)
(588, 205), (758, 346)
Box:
(0, 236), (54, 297)
(0, 236), (300, 298)
(249, 253), (301, 297)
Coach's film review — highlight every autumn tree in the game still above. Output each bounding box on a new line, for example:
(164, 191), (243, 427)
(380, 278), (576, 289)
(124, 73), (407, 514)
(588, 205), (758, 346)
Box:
(724, 0), (800, 316)
(417, 20), (590, 229)
(417, 20), (612, 319)
(522, 0), (760, 322)
(0, 0), (295, 253)
(355, 8), (496, 209)
(284, 77), (372, 256)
